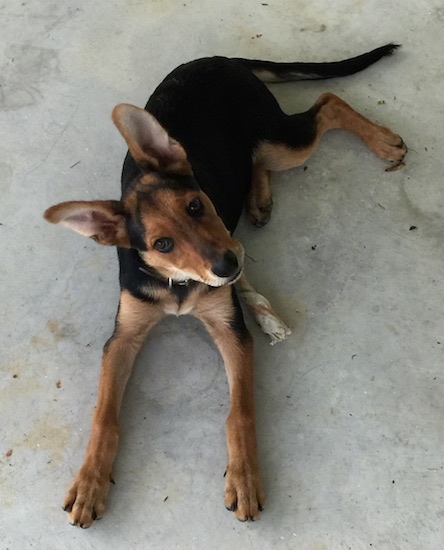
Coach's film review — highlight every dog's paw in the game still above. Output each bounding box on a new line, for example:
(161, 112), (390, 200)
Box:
(365, 126), (407, 164)
(259, 312), (292, 345)
(246, 201), (273, 228)
(224, 463), (265, 522)
(62, 466), (112, 528)
(237, 285), (291, 344)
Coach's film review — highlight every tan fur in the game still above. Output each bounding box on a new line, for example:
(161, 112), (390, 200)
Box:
(253, 141), (314, 171)
(246, 165), (273, 227)
(193, 286), (265, 520)
(63, 283), (266, 525)
(314, 93), (406, 160)
(247, 92), (406, 224)
(62, 291), (164, 526)
(132, 187), (244, 286)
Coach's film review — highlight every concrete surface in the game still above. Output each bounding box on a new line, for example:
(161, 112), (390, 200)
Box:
(1, 1), (443, 549)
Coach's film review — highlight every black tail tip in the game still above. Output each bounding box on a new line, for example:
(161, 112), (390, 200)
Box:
(385, 43), (401, 55)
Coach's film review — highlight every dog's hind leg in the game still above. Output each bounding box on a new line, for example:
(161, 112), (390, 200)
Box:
(254, 92), (407, 174)
(62, 290), (164, 528)
(235, 274), (291, 345)
(246, 165), (273, 228)
(313, 93), (407, 161)
(248, 92), (406, 226)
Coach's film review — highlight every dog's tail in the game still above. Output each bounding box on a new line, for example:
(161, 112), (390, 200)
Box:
(234, 43), (399, 83)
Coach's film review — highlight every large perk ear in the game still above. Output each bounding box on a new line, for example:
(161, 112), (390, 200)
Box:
(44, 200), (131, 247)
(112, 103), (191, 174)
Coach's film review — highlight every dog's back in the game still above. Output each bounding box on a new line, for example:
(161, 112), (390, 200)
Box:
(122, 44), (400, 232)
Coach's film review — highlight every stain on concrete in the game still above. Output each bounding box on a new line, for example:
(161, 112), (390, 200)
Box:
(30, 319), (78, 349)
(0, 45), (60, 111)
(22, 415), (72, 464)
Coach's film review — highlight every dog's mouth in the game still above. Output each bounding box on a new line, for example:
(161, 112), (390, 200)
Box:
(152, 263), (243, 288)
(146, 244), (245, 288)
(204, 263), (243, 287)
(227, 266), (243, 285)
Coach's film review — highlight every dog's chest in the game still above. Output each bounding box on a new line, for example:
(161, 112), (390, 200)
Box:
(162, 297), (195, 316)
(154, 285), (203, 317)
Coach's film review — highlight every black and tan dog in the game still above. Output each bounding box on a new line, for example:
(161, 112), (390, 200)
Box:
(44, 44), (406, 528)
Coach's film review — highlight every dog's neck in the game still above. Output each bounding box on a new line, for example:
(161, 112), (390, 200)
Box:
(138, 265), (190, 288)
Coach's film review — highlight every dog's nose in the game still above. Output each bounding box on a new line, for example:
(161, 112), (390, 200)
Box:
(211, 250), (239, 278)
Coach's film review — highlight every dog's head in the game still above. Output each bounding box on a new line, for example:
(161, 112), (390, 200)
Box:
(44, 104), (244, 287)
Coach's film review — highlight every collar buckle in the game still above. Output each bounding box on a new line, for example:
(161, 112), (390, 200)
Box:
(139, 266), (189, 287)
(168, 278), (189, 287)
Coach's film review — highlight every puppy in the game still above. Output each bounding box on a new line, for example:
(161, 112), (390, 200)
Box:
(44, 44), (406, 527)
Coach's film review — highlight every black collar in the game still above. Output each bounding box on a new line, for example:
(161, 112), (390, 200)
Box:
(138, 265), (190, 288)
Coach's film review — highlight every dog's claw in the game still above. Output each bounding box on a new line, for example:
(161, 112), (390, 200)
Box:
(385, 160), (405, 172)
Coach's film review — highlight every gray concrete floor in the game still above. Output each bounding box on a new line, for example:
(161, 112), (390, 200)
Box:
(1, 1), (443, 548)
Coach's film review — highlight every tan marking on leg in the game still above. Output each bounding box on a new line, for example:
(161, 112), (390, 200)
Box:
(236, 274), (291, 345)
(193, 287), (265, 521)
(253, 140), (316, 171)
(246, 165), (273, 227)
(253, 92), (406, 172)
(315, 92), (407, 162)
(63, 290), (164, 528)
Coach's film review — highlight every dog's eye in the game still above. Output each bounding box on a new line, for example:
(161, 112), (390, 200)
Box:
(187, 197), (204, 217)
(153, 238), (174, 253)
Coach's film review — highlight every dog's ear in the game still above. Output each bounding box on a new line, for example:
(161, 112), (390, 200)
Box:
(44, 200), (131, 247)
(112, 103), (191, 174)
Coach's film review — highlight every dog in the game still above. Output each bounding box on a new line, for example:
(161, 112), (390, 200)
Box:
(44, 43), (407, 528)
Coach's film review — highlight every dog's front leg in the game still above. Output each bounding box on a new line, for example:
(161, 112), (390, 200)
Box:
(195, 286), (265, 521)
(236, 274), (291, 345)
(63, 290), (164, 528)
